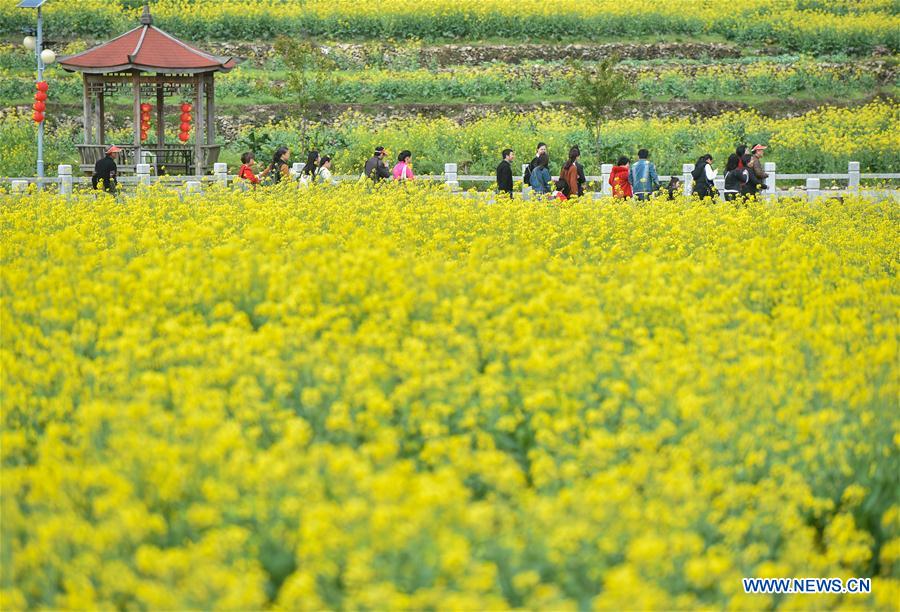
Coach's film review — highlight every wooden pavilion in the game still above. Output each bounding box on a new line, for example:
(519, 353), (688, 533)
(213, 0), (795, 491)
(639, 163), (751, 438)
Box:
(59, 4), (235, 175)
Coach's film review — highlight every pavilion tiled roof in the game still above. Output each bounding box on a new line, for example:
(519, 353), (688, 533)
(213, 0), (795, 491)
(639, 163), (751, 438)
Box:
(59, 5), (235, 74)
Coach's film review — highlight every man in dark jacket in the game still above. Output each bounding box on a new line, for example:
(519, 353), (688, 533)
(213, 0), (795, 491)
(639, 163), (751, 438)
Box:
(496, 148), (515, 196)
(364, 146), (391, 182)
(92, 145), (120, 194)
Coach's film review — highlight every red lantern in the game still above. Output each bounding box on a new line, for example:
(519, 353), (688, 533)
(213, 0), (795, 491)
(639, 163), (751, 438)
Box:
(141, 111), (151, 120)
(33, 111), (44, 123)
(180, 103), (192, 112)
(178, 122), (190, 132)
(141, 123), (151, 132)
(180, 113), (192, 123)
(35, 91), (47, 102)
(141, 131), (149, 141)
(140, 103), (151, 112)
(36, 81), (49, 92)
(33, 101), (46, 112)
(178, 131), (190, 142)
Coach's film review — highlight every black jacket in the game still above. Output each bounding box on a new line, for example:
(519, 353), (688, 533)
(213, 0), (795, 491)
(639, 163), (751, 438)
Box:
(496, 159), (513, 194)
(575, 161), (586, 196)
(92, 156), (118, 193)
(364, 156), (391, 182)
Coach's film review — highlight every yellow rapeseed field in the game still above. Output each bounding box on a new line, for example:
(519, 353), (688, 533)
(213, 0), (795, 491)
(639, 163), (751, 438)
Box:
(1, 184), (898, 610)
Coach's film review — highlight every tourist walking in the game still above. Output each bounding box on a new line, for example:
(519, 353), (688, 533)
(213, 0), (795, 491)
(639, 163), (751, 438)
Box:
(92, 145), (120, 194)
(496, 148), (515, 196)
(393, 150), (416, 181)
(747, 144), (769, 183)
(610, 156), (632, 199)
(261, 146), (291, 185)
(364, 146), (391, 182)
(560, 147), (581, 198)
(238, 151), (260, 186)
(317, 156), (336, 185)
(629, 148), (659, 200)
(722, 154), (745, 201)
(299, 150), (320, 186)
(529, 153), (551, 194)
(691, 154), (716, 199)
(524, 142), (548, 186)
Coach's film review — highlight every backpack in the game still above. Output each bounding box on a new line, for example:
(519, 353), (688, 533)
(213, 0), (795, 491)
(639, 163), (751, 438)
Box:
(523, 161), (533, 186)
(261, 161), (283, 186)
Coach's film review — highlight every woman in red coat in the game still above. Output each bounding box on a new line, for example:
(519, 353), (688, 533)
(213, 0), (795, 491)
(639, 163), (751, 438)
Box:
(609, 156), (633, 199)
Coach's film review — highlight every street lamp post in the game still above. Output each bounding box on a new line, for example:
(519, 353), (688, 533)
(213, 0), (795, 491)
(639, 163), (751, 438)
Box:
(19, 0), (54, 184)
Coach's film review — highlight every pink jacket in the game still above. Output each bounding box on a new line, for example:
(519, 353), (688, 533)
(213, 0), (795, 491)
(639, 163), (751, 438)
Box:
(392, 162), (415, 181)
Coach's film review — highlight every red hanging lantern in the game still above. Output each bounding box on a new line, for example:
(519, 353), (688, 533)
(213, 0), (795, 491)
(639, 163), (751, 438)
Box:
(33, 101), (46, 113)
(140, 103), (151, 112)
(180, 103), (192, 113)
(35, 91), (47, 102)
(178, 131), (190, 143)
(179, 122), (190, 132)
(32, 111), (44, 123)
(36, 81), (49, 93)
(180, 112), (192, 123)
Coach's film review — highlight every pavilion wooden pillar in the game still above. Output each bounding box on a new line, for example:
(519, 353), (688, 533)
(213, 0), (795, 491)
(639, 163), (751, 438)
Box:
(132, 71), (142, 165)
(205, 73), (215, 146)
(194, 74), (205, 175)
(82, 77), (92, 145)
(155, 78), (165, 152)
(97, 90), (105, 145)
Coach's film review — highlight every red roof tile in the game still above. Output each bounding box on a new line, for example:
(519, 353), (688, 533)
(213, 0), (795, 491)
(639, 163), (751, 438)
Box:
(60, 24), (235, 74)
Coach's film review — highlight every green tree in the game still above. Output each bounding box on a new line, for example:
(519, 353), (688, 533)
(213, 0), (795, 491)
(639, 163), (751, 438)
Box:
(568, 57), (634, 166)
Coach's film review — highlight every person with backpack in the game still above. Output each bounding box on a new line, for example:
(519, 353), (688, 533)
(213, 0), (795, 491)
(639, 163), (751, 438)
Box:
(722, 153), (745, 201)
(92, 145), (120, 194)
(609, 156), (632, 199)
(298, 150), (320, 186)
(524, 142), (548, 186)
(364, 146), (391, 182)
(260, 146), (291, 185)
(629, 148), (659, 200)
(691, 154), (716, 199)
(496, 148), (515, 196)
(529, 153), (551, 194)
(317, 156), (336, 185)
(393, 150), (416, 181)
(559, 147), (581, 198)
(238, 151), (260, 186)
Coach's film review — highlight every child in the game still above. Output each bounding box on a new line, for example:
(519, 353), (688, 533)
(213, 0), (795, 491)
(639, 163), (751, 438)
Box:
(609, 156), (632, 199)
(238, 151), (260, 185)
(666, 176), (681, 199)
(554, 177), (569, 201)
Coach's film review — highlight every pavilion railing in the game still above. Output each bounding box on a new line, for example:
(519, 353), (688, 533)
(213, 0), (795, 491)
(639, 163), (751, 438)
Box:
(76, 144), (222, 176)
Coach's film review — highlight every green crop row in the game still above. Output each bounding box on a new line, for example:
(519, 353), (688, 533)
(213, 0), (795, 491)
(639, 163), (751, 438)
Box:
(1, 0), (898, 54)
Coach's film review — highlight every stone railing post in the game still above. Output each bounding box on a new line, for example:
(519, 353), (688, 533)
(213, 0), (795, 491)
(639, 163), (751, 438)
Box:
(58, 164), (73, 196)
(848, 161), (860, 194)
(806, 178), (820, 202)
(601, 164), (613, 196)
(714, 177), (725, 201)
(185, 180), (202, 195)
(136, 163), (152, 186)
(214, 163), (228, 187)
(11, 180), (29, 194)
(765, 162), (776, 197)
(291, 163), (302, 180)
(682, 164), (694, 197)
(444, 163), (459, 191)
